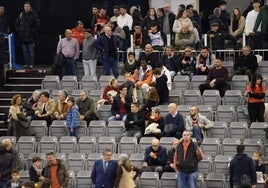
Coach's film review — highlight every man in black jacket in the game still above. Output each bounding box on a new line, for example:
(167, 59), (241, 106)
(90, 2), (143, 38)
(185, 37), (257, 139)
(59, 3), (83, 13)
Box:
(0, 145), (15, 188)
(15, 1), (40, 69)
(122, 102), (145, 141)
(229, 145), (257, 188)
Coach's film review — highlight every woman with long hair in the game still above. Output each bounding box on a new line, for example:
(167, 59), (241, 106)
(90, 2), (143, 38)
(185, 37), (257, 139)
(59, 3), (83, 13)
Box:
(114, 154), (140, 188)
(230, 7), (245, 40)
(141, 8), (160, 33)
(247, 74), (266, 123)
(173, 9), (194, 33)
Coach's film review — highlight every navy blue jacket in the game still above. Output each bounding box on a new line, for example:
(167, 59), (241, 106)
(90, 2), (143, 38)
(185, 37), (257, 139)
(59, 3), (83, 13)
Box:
(91, 159), (118, 188)
(93, 34), (119, 59)
(144, 145), (167, 167)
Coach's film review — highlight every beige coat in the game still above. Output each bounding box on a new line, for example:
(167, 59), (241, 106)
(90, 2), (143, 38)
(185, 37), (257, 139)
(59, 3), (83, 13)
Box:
(35, 98), (56, 116)
(229, 16), (245, 37)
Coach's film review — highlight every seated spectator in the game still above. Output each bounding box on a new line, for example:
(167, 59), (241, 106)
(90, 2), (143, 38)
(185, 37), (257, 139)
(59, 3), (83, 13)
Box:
(122, 102), (145, 141)
(127, 24), (146, 60)
(138, 43), (159, 69)
(29, 156), (44, 183)
(177, 46), (196, 79)
(208, 7), (228, 32)
(142, 138), (167, 177)
(52, 90), (68, 121)
(132, 60), (153, 100)
(33, 91), (56, 127)
(108, 18), (127, 50)
(229, 8), (245, 41)
(174, 23), (196, 50)
(153, 68), (169, 105)
(199, 58), (229, 97)
(253, 151), (266, 175)
(154, 61), (172, 90)
(22, 90), (41, 120)
(108, 84), (132, 121)
(207, 22), (238, 50)
(173, 9), (194, 33)
(140, 87), (160, 119)
(144, 106), (165, 139)
(7, 169), (23, 188)
(122, 52), (138, 75)
(76, 90), (98, 125)
(141, 8), (160, 33)
(185, 106), (214, 145)
(164, 138), (179, 172)
(98, 78), (119, 107)
(234, 45), (258, 81)
(71, 20), (85, 47)
(131, 8), (143, 28)
(147, 23), (167, 51)
(164, 103), (185, 139)
(196, 46), (216, 75)
(186, 4), (201, 25)
(122, 72), (138, 102)
(160, 45), (180, 79)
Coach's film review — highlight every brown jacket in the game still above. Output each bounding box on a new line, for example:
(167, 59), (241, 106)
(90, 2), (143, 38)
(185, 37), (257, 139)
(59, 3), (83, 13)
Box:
(35, 98), (56, 116)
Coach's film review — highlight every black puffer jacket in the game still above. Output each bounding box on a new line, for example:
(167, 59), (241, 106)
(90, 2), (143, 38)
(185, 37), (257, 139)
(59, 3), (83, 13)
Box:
(0, 146), (15, 181)
(15, 10), (40, 43)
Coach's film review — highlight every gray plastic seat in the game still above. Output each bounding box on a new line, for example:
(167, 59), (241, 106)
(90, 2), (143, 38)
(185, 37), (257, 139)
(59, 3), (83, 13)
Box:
(98, 105), (112, 121)
(201, 138), (220, 159)
(30, 120), (47, 142)
(222, 61), (234, 80)
(99, 75), (114, 89)
(168, 89), (182, 104)
(80, 75), (98, 90)
(183, 90), (202, 105)
(88, 120), (106, 139)
(198, 155), (212, 177)
(118, 137), (138, 155)
(221, 138), (241, 156)
(71, 89), (82, 100)
(215, 105), (236, 125)
(89, 89), (103, 104)
(191, 75), (207, 89)
(107, 121), (125, 142)
(42, 75), (60, 92)
(139, 137), (156, 154)
(17, 136), (36, 159)
(68, 170), (76, 188)
(138, 172), (160, 188)
(19, 170), (30, 182)
(159, 137), (175, 151)
(76, 170), (92, 188)
(67, 153), (86, 173)
(39, 136), (58, 154)
(213, 155), (233, 177)
(172, 75), (190, 90)
(249, 122), (268, 142)
(160, 172), (177, 187)
(58, 136), (77, 156)
(223, 90), (243, 109)
(77, 136), (96, 155)
(87, 153), (102, 171)
(177, 105), (192, 120)
(76, 120), (87, 139)
(157, 105), (169, 117)
(205, 173), (226, 188)
(202, 90), (221, 111)
(97, 136), (116, 153)
(243, 138), (262, 157)
(229, 121), (248, 141)
(198, 105), (213, 121)
(236, 105), (251, 124)
(60, 75), (78, 93)
(130, 153), (144, 169)
(231, 75), (249, 92)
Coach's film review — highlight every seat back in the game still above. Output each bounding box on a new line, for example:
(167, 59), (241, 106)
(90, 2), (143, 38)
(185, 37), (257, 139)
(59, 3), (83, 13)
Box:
(138, 172), (160, 188)
(191, 75), (207, 89)
(98, 105), (112, 121)
(118, 137), (138, 155)
(172, 75), (190, 90)
(87, 153), (102, 171)
(139, 137), (156, 154)
(202, 90), (221, 111)
(67, 153), (86, 173)
(77, 136), (96, 155)
(229, 121), (248, 141)
(58, 136), (77, 156)
(213, 155), (232, 177)
(30, 120), (47, 142)
(198, 155), (212, 177)
(39, 136), (58, 154)
(130, 153), (144, 168)
(215, 105), (236, 125)
(107, 121), (125, 142)
(88, 120), (107, 139)
(183, 90), (202, 105)
(60, 75), (78, 93)
(201, 138), (220, 159)
(221, 138), (241, 156)
(249, 122), (268, 142)
(169, 90), (182, 104)
(205, 173), (226, 188)
(160, 172), (177, 187)
(17, 136), (36, 158)
(231, 75), (249, 92)
(99, 75), (114, 89)
(97, 136), (116, 153)
(76, 171), (92, 188)
(42, 75), (60, 92)
(223, 90), (243, 109)
(80, 75), (98, 90)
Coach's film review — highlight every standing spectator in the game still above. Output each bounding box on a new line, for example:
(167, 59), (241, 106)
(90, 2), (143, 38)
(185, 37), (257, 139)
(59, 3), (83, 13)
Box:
(199, 58), (229, 97)
(141, 8), (160, 33)
(122, 52), (138, 75)
(153, 68), (169, 105)
(6, 169), (23, 188)
(161, 45), (180, 79)
(2, 139), (24, 170)
(76, 90), (97, 126)
(91, 148), (118, 188)
(153, 61), (172, 91)
(52, 90), (68, 121)
(29, 156), (44, 183)
(129, 6), (137, 16)
(162, 3), (176, 44)
(164, 103), (185, 139)
(71, 21), (85, 47)
(229, 8), (245, 41)
(108, 84), (132, 121)
(139, 87), (159, 119)
(137, 44), (159, 69)
(174, 130), (204, 188)
(185, 106), (214, 145)
(131, 8), (143, 30)
(164, 138), (179, 172)
(43, 151), (69, 188)
(33, 91), (56, 127)
(15, 1), (40, 69)
(110, 6), (120, 23)
(56, 29), (79, 78)
(82, 28), (97, 77)
(196, 46), (215, 75)
(253, 151), (266, 175)
(7, 94), (34, 140)
(122, 102), (145, 141)
(93, 6), (110, 36)
(66, 97), (80, 140)
(108, 18), (126, 50)
(218, 0), (231, 31)
(245, 0), (261, 35)
(0, 5), (9, 33)
(145, 106), (165, 138)
(94, 26), (119, 78)
(229, 145), (257, 188)
(0, 144), (15, 188)
(234, 45), (258, 81)
(90, 4), (99, 31)
(114, 154), (140, 188)
(142, 138), (167, 177)
(253, 0), (268, 50)
(177, 46), (196, 79)
(247, 74), (266, 123)
(186, 4), (201, 25)
(0, 31), (7, 90)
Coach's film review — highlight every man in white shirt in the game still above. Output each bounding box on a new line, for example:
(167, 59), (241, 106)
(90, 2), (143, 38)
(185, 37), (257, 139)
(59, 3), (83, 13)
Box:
(117, 5), (133, 31)
(245, 0), (261, 35)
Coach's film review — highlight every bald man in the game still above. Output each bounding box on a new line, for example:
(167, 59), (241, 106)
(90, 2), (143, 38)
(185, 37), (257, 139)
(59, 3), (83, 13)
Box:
(164, 138), (179, 172)
(142, 138), (167, 176)
(164, 103), (185, 139)
(138, 43), (159, 69)
(94, 25), (119, 78)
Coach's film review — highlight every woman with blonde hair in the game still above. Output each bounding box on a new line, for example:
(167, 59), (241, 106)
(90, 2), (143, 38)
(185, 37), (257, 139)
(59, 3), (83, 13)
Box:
(114, 154), (140, 188)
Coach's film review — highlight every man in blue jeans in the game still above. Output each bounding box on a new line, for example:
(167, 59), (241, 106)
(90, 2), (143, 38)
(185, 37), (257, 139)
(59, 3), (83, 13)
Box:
(15, 1), (40, 69)
(174, 130), (204, 188)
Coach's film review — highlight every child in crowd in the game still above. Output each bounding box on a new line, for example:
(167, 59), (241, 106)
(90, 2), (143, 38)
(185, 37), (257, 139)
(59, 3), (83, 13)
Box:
(122, 52), (138, 75)
(7, 169), (23, 188)
(253, 151), (266, 174)
(66, 97), (80, 140)
(153, 68), (169, 105)
(29, 156), (44, 183)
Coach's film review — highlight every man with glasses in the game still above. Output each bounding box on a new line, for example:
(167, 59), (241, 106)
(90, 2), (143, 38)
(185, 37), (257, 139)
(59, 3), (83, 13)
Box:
(142, 138), (167, 177)
(43, 151), (69, 188)
(91, 148), (118, 188)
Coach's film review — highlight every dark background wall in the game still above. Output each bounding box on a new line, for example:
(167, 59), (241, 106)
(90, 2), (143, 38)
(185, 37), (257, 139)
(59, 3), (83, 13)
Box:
(0, 0), (259, 65)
